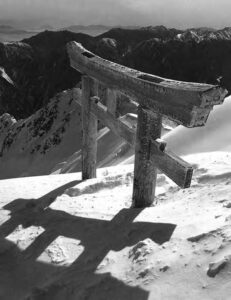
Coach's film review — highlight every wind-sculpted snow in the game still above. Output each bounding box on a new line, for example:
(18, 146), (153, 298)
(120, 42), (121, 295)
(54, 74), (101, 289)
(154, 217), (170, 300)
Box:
(1, 152), (231, 299)
(164, 96), (231, 155)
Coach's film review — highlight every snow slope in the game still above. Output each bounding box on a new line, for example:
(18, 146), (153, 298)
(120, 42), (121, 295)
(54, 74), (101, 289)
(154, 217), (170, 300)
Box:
(1, 152), (231, 299)
(164, 96), (231, 155)
(111, 95), (231, 165)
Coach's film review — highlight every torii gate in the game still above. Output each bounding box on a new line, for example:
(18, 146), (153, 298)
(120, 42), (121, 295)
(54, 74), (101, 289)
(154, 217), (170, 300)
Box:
(67, 41), (227, 208)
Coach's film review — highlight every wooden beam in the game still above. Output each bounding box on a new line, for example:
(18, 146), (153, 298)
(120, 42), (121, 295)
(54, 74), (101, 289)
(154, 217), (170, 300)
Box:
(141, 108), (193, 189)
(132, 106), (162, 207)
(106, 88), (117, 117)
(90, 96), (135, 146)
(67, 41), (227, 128)
(75, 94), (193, 188)
(150, 147), (193, 189)
(81, 76), (98, 180)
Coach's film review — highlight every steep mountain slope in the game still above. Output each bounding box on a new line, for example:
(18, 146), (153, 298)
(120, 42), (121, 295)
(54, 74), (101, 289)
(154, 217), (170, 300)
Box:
(0, 41), (36, 117)
(0, 88), (136, 179)
(0, 31), (95, 119)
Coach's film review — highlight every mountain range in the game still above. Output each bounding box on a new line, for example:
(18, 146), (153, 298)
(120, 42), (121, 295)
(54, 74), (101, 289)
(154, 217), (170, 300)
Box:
(1, 25), (231, 120)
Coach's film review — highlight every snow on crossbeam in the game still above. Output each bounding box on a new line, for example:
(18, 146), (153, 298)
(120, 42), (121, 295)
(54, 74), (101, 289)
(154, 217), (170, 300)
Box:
(67, 41), (227, 128)
(67, 42), (227, 208)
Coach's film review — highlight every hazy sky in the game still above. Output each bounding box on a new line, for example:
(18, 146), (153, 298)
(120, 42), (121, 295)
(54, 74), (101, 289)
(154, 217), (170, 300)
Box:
(0, 0), (231, 29)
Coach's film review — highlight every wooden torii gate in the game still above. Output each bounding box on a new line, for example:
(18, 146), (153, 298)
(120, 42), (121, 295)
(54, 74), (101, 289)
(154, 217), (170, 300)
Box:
(67, 41), (227, 208)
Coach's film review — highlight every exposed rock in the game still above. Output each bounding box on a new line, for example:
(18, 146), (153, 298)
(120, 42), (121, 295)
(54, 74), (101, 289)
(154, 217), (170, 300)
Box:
(129, 239), (155, 262)
(159, 265), (170, 272)
(207, 255), (231, 277)
(223, 202), (231, 208)
(0, 113), (17, 151)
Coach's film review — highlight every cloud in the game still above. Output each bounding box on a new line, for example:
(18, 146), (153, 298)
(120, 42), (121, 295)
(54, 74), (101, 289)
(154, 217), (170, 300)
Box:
(0, 0), (231, 28)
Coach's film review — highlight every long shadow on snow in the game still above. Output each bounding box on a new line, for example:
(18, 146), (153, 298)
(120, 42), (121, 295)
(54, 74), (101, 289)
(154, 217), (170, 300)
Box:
(0, 181), (176, 300)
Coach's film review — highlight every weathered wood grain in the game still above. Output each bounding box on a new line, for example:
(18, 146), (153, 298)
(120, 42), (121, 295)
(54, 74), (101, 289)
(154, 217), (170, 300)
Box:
(150, 148), (193, 189)
(67, 41), (228, 127)
(106, 88), (117, 117)
(132, 106), (162, 207)
(143, 108), (193, 189)
(81, 76), (98, 180)
(90, 96), (136, 146)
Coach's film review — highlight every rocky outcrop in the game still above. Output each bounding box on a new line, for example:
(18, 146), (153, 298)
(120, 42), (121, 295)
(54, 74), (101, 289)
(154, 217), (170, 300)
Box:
(0, 113), (16, 151)
(176, 27), (231, 42)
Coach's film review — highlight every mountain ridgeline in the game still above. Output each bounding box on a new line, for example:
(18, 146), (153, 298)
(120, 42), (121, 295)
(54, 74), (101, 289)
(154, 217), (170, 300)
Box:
(1, 25), (231, 119)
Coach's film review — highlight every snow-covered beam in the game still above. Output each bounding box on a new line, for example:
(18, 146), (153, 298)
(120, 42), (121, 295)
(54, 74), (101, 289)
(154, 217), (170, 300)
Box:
(67, 41), (228, 128)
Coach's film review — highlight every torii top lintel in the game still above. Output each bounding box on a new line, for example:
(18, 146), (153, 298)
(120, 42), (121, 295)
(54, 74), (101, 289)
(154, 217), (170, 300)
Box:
(67, 41), (228, 128)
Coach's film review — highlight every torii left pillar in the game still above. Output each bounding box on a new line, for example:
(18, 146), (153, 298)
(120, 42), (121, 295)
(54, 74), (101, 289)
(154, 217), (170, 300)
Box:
(81, 75), (98, 180)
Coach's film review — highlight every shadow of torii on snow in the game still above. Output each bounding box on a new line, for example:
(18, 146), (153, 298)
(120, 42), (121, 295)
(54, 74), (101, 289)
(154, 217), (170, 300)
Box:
(0, 181), (176, 300)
